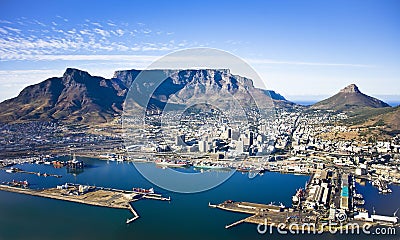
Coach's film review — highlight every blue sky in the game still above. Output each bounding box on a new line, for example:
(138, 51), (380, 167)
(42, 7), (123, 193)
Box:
(0, 0), (399, 102)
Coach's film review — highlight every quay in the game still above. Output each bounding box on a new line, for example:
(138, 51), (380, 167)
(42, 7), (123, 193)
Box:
(210, 169), (400, 231)
(0, 183), (169, 224)
(210, 200), (292, 229)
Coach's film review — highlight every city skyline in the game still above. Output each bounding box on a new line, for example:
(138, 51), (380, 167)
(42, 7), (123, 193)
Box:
(0, 0), (399, 102)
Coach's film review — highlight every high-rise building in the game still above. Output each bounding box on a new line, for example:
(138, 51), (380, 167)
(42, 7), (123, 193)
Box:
(235, 140), (244, 154)
(175, 134), (186, 146)
(199, 140), (209, 152)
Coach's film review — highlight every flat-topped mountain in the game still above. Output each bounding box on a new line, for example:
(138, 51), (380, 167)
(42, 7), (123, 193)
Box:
(116, 69), (289, 111)
(311, 84), (390, 111)
(0, 68), (290, 123)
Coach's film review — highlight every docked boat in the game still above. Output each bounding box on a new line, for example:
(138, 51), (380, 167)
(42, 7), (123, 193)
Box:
(374, 178), (392, 194)
(132, 187), (154, 194)
(155, 159), (189, 168)
(236, 166), (252, 172)
(380, 187), (392, 194)
(353, 193), (364, 200)
(52, 161), (65, 168)
(292, 188), (305, 207)
(5, 167), (16, 173)
(193, 162), (229, 170)
(7, 180), (29, 188)
(354, 199), (365, 205)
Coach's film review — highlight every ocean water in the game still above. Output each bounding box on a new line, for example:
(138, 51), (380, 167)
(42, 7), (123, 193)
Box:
(0, 158), (398, 240)
(291, 101), (400, 107)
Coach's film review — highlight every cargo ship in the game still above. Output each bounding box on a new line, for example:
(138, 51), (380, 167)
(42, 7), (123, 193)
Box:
(132, 187), (154, 194)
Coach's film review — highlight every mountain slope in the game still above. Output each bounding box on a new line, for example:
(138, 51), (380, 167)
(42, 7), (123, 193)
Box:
(0, 68), (127, 123)
(311, 84), (390, 111)
(357, 106), (400, 135)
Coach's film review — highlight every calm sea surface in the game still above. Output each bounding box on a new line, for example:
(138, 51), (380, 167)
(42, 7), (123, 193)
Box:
(292, 101), (400, 107)
(0, 157), (398, 240)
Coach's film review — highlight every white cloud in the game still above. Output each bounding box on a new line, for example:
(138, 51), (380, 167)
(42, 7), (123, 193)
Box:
(94, 28), (110, 37)
(33, 19), (46, 27)
(4, 26), (21, 33)
(115, 29), (124, 36)
(79, 29), (92, 35)
(91, 22), (102, 27)
(0, 19), (12, 24)
(0, 18), (196, 61)
(0, 69), (61, 76)
(0, 54), (158, 61)
(0, 28), (8, 34)
(0, 69), (65, 102)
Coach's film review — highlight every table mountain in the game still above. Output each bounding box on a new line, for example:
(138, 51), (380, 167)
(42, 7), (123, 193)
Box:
(0, 68), (291, 123)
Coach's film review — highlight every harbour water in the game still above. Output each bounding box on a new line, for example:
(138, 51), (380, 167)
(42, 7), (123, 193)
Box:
(0, 157), (399, 239)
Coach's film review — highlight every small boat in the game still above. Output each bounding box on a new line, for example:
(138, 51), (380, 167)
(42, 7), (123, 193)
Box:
(380, 188), (392, 194)
(354, 199), (365, 205)
(353, 193), (363, 200)
(5, 168), (16, 173)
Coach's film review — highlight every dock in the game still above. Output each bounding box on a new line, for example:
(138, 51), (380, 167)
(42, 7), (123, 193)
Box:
(210, 200), (291, 229)
(225, 216), (253, 229)
(143, 193), (170, 201)
(126, 203), (140, 223)
(0, 183), (169, 224)
(2, 168), (62, 178)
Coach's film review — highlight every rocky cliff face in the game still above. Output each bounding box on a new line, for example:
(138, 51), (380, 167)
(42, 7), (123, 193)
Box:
(339, 84), (361, 94)
(115, 68), (285, 107)
(311, 84), (390, 111)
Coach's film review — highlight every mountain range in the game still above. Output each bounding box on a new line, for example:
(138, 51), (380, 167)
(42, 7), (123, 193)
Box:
(0, 68), (397, 132)
(0, 68), (289, 123)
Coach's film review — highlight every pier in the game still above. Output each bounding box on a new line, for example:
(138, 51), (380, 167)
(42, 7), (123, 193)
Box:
(225, 216), (253, 229)
(1, 167), (62, 178)
(0, 183), (170, 224)
(126, 203), (140, 223)
(209, 200), (293, 229)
